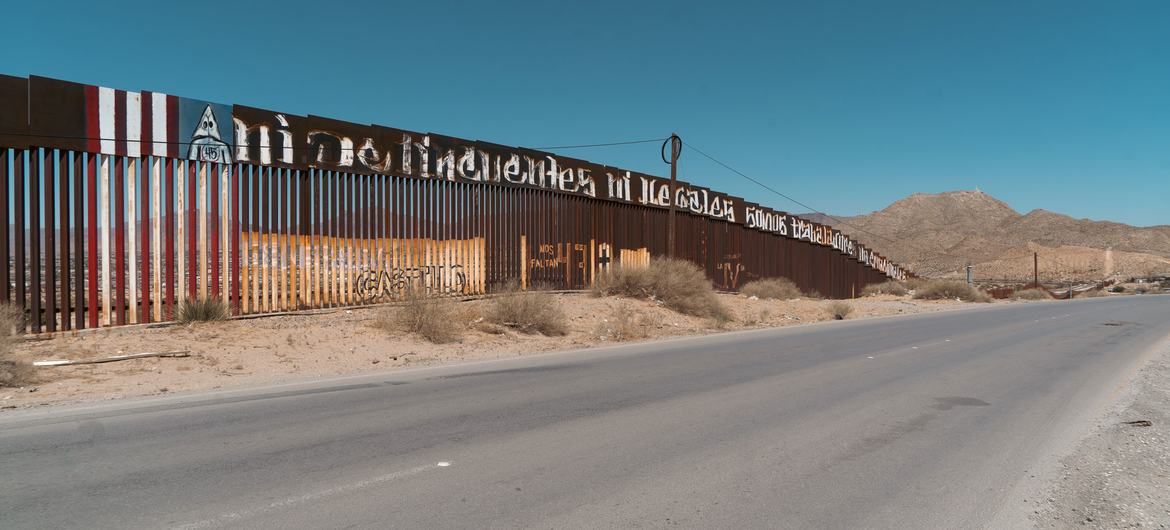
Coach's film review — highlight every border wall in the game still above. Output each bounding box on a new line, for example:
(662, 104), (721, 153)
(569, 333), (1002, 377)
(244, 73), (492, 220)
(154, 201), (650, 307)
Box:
(0, 74), (908, 333)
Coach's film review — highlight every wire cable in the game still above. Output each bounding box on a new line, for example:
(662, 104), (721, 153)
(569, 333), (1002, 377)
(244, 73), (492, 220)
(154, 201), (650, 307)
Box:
(681, 140), (898, 245)
(532, 137), (667, 150)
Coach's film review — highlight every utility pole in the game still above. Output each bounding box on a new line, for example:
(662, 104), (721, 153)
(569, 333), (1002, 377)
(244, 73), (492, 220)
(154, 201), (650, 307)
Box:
(966, 263), (973, 285)
(1033, 252), (1039, 288)
(663, 133), (682, 258)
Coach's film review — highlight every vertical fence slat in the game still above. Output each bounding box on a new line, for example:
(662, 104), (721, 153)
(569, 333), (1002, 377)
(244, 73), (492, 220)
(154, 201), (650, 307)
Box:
(14, 150), (25, 328)
(186, 161), (196, 300)
(0, 149), (8, 306)
(127, 158), (137, 324)
(44, 149), (56, 333)
(150, 158), (161, 321)
(115, 156), (126, 326)
(58, 150), (70, 331)
(30, 149), (41, 333)
(197, 162), (207, 300)
(100, 156), (111, 326)
(231, 164), (240, 314)
(224, 165), (233, 308)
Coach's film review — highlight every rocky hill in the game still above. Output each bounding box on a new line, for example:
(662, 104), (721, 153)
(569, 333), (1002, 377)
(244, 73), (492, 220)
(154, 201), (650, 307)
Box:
(805, 190), (1170, 281)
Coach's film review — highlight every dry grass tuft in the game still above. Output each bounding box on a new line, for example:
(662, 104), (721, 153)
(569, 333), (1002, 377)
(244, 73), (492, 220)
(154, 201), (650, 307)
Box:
(861, 280), (909, 297)
(176, 298), (229, 324)
(595, 304), (653, 342)
(1079, 289), (1106, 298)
(825, 301), (854, 320)
(375, 290), (464, 344)
(0, 303), (33, 388)
(1011, 288), (1051, 300)
(473, 321), (509, 335)
(902, 277), (928, 291)
(741, 278), (802, 300)
(486, 284), (568, 336)
(593, 258), (729, 320)
(913, 280), (992, 303)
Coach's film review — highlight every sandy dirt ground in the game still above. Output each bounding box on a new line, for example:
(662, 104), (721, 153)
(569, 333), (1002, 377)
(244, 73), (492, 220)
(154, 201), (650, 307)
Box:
(1, 293), (976, 409)
(1034, 339), (1170, 529)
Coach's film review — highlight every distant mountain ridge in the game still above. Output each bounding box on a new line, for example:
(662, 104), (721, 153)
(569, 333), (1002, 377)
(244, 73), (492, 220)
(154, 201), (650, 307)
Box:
(804, 190), (1170, 280)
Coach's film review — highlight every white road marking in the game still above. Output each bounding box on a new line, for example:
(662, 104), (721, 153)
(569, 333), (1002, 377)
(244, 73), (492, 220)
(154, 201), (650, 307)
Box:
(437, 461), (452, 467)
(172, 463), (438, 529)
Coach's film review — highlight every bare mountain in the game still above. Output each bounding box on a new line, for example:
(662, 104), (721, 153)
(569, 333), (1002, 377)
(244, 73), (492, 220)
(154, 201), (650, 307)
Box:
(806, 190), (1170, 280)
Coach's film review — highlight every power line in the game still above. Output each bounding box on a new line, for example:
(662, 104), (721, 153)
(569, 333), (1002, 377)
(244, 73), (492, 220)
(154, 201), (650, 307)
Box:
(681, 140), (898, 245)
(532, 137), (667, 150)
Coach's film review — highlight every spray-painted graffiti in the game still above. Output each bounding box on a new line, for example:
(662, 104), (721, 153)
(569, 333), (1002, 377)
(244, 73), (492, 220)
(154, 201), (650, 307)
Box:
(188, 104), (233, 163)
(529, 243), (590, 271)
(717, 254), (747, 290)
(354, 265), (468, 301)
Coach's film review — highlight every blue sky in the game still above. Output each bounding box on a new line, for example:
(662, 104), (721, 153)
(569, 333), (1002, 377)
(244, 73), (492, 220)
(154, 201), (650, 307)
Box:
(2, 0), (1167, 226)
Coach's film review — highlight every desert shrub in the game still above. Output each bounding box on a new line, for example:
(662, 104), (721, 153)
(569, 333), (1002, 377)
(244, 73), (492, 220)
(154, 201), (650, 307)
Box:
(592, 258), (729, 320)
(861, 280), (909, 297)
(1136, 286), (1149, 294)
(473, 321), (509, 335)
(0, 303), (32, 388)
(1080, 289), (1106, 298)
(912, 280), (992, 303)
(741, 278), (802, 300)
(1011, 288), (1051, 300)
(175, 297), (229, 324)
(902, 277), (928, 291)
(486, 284), (567, 336)
(825, 301), (854, 320)
(595, 304), (652, 342)
(1110, 285), (1126, 293)
(377, 290), (463, 344)
(805, 290), (824, 300)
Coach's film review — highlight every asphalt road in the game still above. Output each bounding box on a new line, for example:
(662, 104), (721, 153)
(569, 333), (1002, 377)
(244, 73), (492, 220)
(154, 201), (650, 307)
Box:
(2, 296), (1169, 529)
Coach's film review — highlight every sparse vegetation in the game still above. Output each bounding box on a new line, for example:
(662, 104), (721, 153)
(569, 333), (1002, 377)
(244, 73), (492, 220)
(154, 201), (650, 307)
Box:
(595, 304), (652, 342)
(1011, 288), (1051, 300)
(376, 290), (464, 344)
(741, 278), (802, 300)
(901, 277), (928, 291)
(486, 284), (568, 336)
(176, 297), (229, 324)
(861, 280), (909, 297)
(913, 280), (992, 303)
(1110, 285), (1126, 293)
(1080, 289), (1106, 298)
(825, 301), (854, 320)
(742, 308), (773, 327)
(0, 303), (32, 388)
(591, 258), (730, 320)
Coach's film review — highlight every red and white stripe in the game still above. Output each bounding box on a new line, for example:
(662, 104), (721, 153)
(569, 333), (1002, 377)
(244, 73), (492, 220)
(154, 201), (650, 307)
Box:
(86, 86), (178, 158)
(142, 91), (180, 158)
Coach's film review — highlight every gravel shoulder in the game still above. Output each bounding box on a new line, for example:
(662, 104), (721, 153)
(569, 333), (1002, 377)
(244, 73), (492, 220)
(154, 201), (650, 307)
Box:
(1033, 336), (1170, 529)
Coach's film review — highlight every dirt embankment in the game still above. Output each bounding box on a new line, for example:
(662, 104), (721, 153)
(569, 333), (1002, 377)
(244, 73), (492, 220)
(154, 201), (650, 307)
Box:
(2, 293), (974, 409)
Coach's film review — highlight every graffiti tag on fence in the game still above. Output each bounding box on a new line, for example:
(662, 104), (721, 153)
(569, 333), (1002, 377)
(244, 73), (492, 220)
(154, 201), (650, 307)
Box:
(354, 265), (468, 301)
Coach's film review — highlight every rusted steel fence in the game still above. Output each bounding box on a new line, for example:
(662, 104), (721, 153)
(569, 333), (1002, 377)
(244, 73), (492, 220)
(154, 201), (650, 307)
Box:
(0, 74), (907, 333)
